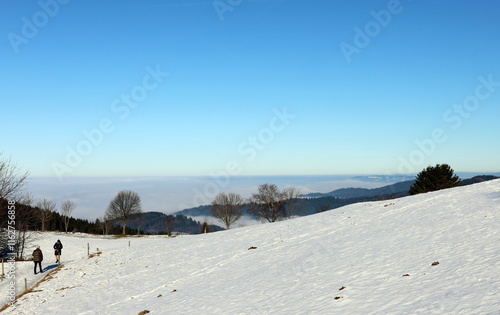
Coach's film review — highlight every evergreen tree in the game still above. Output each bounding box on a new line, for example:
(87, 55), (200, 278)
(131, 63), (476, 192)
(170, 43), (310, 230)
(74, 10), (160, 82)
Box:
(409, 164), (461, 195)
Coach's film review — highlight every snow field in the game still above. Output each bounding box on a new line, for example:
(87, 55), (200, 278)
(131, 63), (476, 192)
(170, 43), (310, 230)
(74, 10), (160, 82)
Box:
(1, 179), (499, 314)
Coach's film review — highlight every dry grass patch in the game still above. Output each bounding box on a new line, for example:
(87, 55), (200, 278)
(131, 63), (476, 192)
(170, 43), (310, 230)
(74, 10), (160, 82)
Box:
(88, 251), (102, 259)
(0, 264), (64, 312)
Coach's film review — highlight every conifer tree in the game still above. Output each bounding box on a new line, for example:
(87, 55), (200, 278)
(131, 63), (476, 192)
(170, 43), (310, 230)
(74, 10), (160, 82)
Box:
(409, 164), (461, 195)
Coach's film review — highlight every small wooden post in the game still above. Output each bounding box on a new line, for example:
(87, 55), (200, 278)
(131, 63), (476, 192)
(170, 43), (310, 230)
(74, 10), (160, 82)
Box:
(1, 259), (4, 275)
(128, 240), (130, 247)
(25, 278), (27, 291)
(87, 243), (90, 256)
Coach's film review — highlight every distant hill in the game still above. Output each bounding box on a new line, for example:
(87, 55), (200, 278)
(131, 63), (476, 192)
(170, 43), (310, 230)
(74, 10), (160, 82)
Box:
(301, 180), (416, 198)
(301, 175), (500, 199)
(460, 175), (499, 186)
(127, 211), (224, 234)
(175, 205), (212, 217)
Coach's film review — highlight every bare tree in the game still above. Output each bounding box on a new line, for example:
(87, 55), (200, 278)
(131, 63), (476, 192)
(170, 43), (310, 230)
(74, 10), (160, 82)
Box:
(0, 153), (29, 201)
(248, 183), (287, 223)
(96, 215), (113, 235)
(201, 221), (209, 234)
(282, 186), (306, 218)
(15, 229), (35, 259)
(210, 192), (244, 229)
(165, 215), (174, 237)
(0, 155), (33, 257)
(105, 190), (142, 235)
(0, 197), (38, 258)
(60, 200), (76, 232)
(36, 198), (55, 231)
(103, 215), (113, 235)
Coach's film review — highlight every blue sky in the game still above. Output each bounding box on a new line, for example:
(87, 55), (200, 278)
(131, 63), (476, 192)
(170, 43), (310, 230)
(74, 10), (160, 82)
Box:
(2, 0), (500, 181)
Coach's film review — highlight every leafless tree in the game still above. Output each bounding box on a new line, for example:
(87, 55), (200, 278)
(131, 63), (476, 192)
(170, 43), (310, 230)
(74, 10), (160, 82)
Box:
(1, 198), (37, 258)
(282, 186), (306, 218)
(36, 198), (55, 231)
(201, 221), (209, 234)
(165, 215), (174, 237)
(103, 215), (113, 235)
(105, 190), (142, 235)
(0, 155), (34, 257)
(60, 200), (76, 232)
(211, 192), (244, 229)
(0, 153), (29, 201)
(248, 183), (287, 223)
(96, 215), (113, 235)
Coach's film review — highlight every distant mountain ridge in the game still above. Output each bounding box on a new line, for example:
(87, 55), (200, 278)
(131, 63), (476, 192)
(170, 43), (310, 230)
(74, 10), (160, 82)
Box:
(460, 175), (499, 186)
(301, 180), (416, 198)
(301, 175), (499, 199)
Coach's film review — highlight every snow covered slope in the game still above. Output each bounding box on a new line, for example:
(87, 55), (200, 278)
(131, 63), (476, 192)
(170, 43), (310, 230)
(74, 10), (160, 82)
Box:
(2, 180), (499, 314)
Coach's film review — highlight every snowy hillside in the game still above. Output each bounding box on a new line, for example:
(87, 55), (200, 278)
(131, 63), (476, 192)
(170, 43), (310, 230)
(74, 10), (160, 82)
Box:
(2, 180), (499, 314)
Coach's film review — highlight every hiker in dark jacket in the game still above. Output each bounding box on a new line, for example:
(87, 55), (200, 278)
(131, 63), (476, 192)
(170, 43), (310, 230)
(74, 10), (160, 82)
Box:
(33, 246), (43, 274)
(54, 240), (63, 264)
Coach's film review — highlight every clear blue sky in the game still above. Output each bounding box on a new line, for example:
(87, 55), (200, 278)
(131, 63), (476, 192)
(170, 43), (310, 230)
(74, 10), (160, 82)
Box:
(2, 0), (500, 179)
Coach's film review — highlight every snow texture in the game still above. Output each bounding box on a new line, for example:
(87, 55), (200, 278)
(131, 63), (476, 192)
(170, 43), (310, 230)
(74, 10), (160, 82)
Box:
(1, 179), (499, 314)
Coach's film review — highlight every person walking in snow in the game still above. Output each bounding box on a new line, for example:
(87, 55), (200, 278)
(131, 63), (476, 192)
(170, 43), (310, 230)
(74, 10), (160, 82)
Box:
(54, 239), (63, 264)
(33, 245), (43, 274)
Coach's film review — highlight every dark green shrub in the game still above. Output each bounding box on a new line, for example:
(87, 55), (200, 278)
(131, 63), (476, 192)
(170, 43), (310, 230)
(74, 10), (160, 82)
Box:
(409, 164), (461, 195)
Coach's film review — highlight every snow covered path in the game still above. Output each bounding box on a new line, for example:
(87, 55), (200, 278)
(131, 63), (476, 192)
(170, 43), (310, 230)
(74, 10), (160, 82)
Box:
(1, 180), (499, 314)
